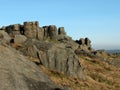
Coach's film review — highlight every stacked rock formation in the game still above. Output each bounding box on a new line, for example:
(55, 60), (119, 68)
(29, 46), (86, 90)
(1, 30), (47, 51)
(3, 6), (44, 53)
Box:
(0, 21), (70, 41)
(0, 21), (86, 80)
(76, 37), (93, 53)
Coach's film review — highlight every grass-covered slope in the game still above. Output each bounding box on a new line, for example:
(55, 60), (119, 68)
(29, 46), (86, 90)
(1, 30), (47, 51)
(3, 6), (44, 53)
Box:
(41, 53), (120, 90)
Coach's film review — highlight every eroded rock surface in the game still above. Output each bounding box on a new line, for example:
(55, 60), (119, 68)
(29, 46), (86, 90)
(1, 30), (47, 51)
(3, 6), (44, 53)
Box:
(0, 44), (65, 90)
(0, 21), (86, 80)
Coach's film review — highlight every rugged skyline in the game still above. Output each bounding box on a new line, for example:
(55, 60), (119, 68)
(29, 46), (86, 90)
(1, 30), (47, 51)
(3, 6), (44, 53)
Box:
(0, 21), (120, 90)
(0, 0), (120, 49)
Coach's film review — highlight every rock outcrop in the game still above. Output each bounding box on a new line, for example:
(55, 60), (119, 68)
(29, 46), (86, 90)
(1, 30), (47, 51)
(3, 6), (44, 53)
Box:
(1, 21), (70, 41)
(1, 21), (119, 90)
(23, 21), (40, 39)
(5, 24), (21, 37)
(0, 43), (65, 90)
(19, 39), (85, 79)
(0, 21), (86, 80)
(0, 30), (11, 43)
(58, 27), (66, 35)
(75, 37), (94, 54)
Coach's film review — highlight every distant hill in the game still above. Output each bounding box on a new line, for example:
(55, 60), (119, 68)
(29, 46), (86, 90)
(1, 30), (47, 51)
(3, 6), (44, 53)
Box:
(106, 50), (120, 54)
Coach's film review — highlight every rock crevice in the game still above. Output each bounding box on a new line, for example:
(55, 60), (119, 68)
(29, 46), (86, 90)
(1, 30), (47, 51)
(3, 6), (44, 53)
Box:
(0, 21), (86, 80)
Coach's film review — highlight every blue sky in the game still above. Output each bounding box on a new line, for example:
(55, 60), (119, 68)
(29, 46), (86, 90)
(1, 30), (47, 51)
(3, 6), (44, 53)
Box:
(0, 0), (120, 49)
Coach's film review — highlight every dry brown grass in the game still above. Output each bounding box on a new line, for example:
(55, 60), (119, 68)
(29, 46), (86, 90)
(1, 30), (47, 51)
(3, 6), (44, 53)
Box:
(11, 43), (23, 49)
(79, 55), (120, 90)
(39, 54), (120, 90)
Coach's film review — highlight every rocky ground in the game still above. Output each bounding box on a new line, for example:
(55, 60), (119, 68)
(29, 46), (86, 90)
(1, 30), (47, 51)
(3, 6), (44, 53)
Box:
(0, 21), (120, 90)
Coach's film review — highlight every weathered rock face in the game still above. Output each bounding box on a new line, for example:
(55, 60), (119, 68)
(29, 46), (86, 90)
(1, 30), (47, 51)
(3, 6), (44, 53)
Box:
(37, 27), (44, 40)
(1, 21), (70, 41)
(0, 30), (11, 43)
(42, 26), (49, 38)
(5, 24), (21, 37)
(14, 35), (27, 44)
(0, 44), (65, 90)
(85, 38), (91, 47)
(77, 38), (91, 47)
(76, 37), (93, 52)
(23, 21), (39, 38)
(48, 25), (58, 39)
(43, 45), (85, 79)
(79, 38), (85, 45)
(58, 27), (66, 35)
(0, 21), (86, 80)
(18, 39), (85, 79)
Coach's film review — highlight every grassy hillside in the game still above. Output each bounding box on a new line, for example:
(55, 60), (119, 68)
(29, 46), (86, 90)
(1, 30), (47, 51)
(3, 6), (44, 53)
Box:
(41, 53), (120, 90)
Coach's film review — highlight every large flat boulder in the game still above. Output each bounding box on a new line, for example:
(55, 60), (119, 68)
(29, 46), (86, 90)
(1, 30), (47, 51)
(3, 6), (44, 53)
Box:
(0, 44), (63, 90)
